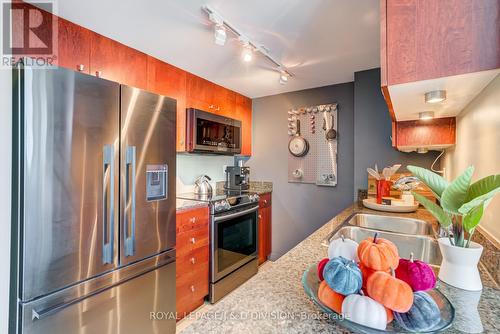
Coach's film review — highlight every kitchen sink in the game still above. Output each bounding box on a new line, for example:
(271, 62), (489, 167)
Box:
(323, 226), (442, 266)
(346, 213), (435, 236)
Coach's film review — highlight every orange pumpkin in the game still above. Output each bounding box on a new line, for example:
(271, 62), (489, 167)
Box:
(318, 280), (345, 313)
(367, 269), (414, 313)
(357, 233), (399, 271)
(386, 308), (394, 324)
(359, 263), (390, 290)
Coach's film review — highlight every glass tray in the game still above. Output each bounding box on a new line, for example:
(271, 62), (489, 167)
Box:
(302, 265), (455, 333)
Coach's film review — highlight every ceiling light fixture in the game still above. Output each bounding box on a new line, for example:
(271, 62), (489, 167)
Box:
(202, 5), (293, 81)
(425, 90), (446, 104)
(279, 71), (289, 85)
(242, 45), (253, 62)
(214, 24), (226, 46)
(419, 111), (435, 120)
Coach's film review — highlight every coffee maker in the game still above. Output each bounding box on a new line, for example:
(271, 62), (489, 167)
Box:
(225, 162), (250, 191)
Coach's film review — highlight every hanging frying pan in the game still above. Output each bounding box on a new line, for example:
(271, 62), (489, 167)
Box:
(288, 119), (309, 157)
(323, 112), (337, 141)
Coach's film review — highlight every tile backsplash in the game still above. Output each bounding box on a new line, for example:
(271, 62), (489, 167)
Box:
(176, 154), (234, 194)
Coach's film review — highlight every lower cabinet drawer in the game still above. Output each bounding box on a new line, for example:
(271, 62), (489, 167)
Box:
(176, 267), (209, 319)
(177, 247), (209, 278)
(177, 226), (209, 257)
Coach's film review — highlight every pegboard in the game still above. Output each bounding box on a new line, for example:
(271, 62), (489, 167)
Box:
(287, 104), (338, 186)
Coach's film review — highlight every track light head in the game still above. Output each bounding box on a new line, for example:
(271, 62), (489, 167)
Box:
(214, 24), (226, 46)
(242, 44), (252, 62)
(279, 71), (289, 85)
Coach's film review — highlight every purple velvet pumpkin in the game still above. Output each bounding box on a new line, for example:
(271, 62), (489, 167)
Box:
(395, 253), (436, 291)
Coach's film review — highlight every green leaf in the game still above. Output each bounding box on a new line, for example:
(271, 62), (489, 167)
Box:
(441, 166), (474, 214)
(459, 174), (500, 214)
(462, 204), (484, 234)
(407, 165), (449, 199)
(413, 192), (452, 228)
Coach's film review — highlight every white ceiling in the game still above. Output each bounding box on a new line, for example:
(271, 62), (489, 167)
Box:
(42, 0), (380, 98)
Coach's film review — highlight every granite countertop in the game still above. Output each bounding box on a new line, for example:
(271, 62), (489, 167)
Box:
(176, 199), (208, 212)
(179, 203), (499, 334)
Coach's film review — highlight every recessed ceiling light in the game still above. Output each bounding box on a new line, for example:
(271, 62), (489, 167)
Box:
(419, 111), (435, 120)
(214, 24), (226, 46)
(242, 45), (252, 62)
(425, 90), (446, 104)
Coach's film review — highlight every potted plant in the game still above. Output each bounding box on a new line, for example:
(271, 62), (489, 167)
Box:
(407, 165), (500, 291)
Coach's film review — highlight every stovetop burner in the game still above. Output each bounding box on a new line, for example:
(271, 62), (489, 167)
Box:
(177, 190), (260, 214)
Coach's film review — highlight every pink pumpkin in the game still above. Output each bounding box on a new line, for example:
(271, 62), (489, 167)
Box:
(318, 258), (329, 281)
(395, 253), (436, 291)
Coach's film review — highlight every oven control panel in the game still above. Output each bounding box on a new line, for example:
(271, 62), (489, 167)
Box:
(213, 200), (231, 213)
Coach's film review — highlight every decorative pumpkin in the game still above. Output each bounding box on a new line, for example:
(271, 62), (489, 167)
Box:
(324, 257), (363, 295)
(395, 252), (436, 291)
(359, 263), (389, 290)
(358, 233), (399, 271)
(341, 293), (387, 330)
(394, 291), (441, 332)
(317, 258), (329, 281)
(318, 280), (345, 314)
(367, 268), (414, 313)
(328, 235), (359, 262)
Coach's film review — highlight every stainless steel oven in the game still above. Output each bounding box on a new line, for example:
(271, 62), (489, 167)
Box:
(186, 108), (242, 154)
(209, 204), (258, 302)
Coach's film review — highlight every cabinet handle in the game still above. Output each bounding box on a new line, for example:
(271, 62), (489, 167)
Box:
(215, 105), (220, 111)
(77, 64), (85, 72)
(209, 105), (214, 109)
(258, 215), (262, 219)
(95, 71), (102, 78)
(190, 257), (196, 264)
(264, 200), (268, 205)
(190, 285), (195, 292)
(190, 237), (196, 244)
(189, 217), (196, 224)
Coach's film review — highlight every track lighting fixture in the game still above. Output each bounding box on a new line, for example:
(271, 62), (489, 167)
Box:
(203, 4), (293, 83)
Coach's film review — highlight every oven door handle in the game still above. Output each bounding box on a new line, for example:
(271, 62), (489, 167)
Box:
(214, 206), (258, 222)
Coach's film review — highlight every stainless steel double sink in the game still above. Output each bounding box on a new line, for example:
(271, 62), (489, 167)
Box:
(323, 213), (442, 266)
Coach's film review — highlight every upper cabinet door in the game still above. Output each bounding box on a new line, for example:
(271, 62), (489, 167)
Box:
(186, 73), (215, 111)
(236, 94), (252, 156)
(384, 0), (500, 85)
(147, 56), (187, 152)
(90, 34), (148, 89)
(57, 18), (90, 73)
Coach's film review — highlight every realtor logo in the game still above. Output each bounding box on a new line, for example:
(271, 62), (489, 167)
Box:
(1, 0), (58, 67)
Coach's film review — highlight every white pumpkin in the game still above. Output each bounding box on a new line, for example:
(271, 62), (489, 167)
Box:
(341, 294), (387, 330)
(328, 236), (359, 262)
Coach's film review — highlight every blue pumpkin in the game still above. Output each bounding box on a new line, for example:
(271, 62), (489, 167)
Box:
(323, 256), (362, 295)
(394, 291), (441, 332)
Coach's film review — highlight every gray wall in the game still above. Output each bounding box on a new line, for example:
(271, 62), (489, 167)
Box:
(248, 68), (442, 261)
(353, 68), (440, 199)
(247, 83), (355, 260)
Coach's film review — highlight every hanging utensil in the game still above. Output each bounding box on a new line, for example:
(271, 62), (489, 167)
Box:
(288, 119), (309, 157)
(322, 113), (337, 141)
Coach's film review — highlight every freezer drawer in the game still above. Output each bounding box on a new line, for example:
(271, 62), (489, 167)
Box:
(20, 260), (176, 334)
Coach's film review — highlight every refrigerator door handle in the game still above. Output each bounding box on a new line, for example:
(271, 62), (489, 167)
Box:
(125, 146), (137, 257)
(102, 144), (115, 264)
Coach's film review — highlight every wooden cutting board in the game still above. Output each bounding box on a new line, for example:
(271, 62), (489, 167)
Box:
(367, 172), (437, 202)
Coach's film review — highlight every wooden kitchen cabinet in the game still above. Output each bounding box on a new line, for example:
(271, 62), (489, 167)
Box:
(57, 17), (91, 73)
(176, 206), (210, 320)
(147, 56), (187, 151)
(258, 193), (272, 265)
(235, 94), (252, 156)
(90, 33), (148, 89)
(394, 117), (456, 151)
(381, 0), (500, 87)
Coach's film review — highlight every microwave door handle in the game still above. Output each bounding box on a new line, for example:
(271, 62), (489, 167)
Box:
(124, 146), (137, 257)
(102, 145), (114, 264)
(213, 206), (258, 222)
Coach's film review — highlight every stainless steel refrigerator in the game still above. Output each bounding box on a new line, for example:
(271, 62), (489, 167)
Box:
(11, 61), (177, 334)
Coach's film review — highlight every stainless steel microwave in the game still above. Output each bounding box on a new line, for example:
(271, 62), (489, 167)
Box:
(186, 108), (242, 155)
